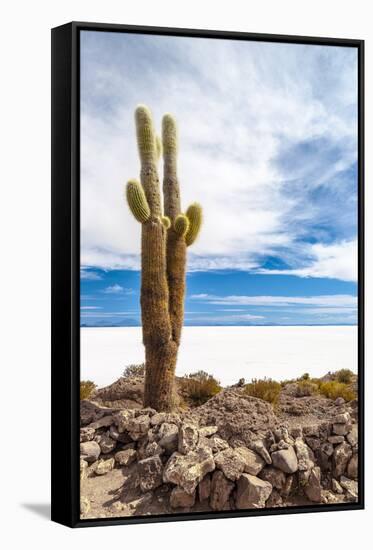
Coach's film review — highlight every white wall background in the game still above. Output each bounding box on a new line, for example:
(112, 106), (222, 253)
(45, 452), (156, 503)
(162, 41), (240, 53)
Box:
(0, 0), (370, 547)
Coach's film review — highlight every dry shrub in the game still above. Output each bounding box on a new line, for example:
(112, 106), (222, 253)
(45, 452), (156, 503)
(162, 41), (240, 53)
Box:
(181, 370), (222, 406)
(319, 381), (356, 402)
(123, 363), (145, 378)
(80, 380), (97, 400)
(244, 378), (281, 407)
(295, 379), (319, 397)
(335, 369), (354, 384)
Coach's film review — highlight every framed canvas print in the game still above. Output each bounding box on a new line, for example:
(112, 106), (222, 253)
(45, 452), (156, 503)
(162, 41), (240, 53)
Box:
(51, 22), (364, 528)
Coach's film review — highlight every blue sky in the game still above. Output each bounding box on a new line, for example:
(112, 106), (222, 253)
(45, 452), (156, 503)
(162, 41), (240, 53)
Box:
(80, 31), (358, 327)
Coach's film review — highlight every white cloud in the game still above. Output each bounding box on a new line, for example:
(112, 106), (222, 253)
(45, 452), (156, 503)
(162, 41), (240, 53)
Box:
(80, 34), (357, 279)
(80, 306), (102, 310)
(191, 293), (357, 308)
(80, 267), (102, 280)
(102, 284), (135, 295)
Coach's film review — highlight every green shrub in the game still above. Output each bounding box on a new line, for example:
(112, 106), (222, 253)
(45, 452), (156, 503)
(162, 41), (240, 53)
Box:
(123, 363), (145, 378)
(300, 372), (310, 381)
(335, 369), (354, 385)
(181, 370), (222, 406)
(319, 381), (356, 402)
(80, 380), (97, 400)
(244, 378), (282, 407)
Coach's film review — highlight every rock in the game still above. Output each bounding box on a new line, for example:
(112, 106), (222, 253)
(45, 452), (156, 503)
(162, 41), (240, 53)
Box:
(266, 489), (283, 508)
(334, 412), (351, 424)
(271, 447), (298, 474)
(332, 478), (343, 494)
(294, 438), (314, 471)
(347, 454), (358, 479)
(335, 397), (345, 406)
(346, 425), (358, 446)
(205, 435), (229, 453)
(80, 496), (90, 515)
(333, 423), (350, 436)
(127, 415), (151, 441)
(144, 441), (164, 458)
(113, 409), (135, 433)
(170, 486), (196, 508)
(235, 447), (265, 476)
(158, 423), (179, 453)
(137, 456), (163, 492)
(320, 442), (334, 458)
(282, 474), (296, 497)
(94, 457), (115, 475)
(199, 426), (218, 437)
(333, 441), (352, 478)
(214, 448), (246, 481)
(328, 435), (345, 444)
(340, 476), (358, 501)
(80, 427), (95, 442)
(98, 432), (117, 454)
(305, 437), (321, 452)
(80, 459), (88, 480)
(80, 441), (101, 463)
(236, 474), (272, 509)
(109, 424), (132, 443)
(289, 427), (303, 439)
(210, 471), (235, 511)
(163, 447), (215, 495)
(304, 466), (322, 503)
(178, 423), (199, 454)
(248, 440), (272, 465)
(87, 415), (114, 430)
(198, 475), (211, 502)
(115, 448), (137, 466)
(151, 412), (181, 426)
(128, 492), (153, 511)
(259, 467), (286, 491)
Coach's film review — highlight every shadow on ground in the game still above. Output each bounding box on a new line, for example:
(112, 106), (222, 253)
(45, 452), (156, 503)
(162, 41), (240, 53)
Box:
(22, 503), (51, 520)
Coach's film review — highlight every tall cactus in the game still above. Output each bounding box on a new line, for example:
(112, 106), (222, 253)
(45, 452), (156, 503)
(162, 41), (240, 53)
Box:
(125, 105), (202, 411)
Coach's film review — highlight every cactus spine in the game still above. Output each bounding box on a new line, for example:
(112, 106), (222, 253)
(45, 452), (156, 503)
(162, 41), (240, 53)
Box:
(125, 105), (202, 411)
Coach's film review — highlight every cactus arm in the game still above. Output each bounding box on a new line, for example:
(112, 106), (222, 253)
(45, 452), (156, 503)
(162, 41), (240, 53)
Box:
(160, 216), (171, 229)
(174, 214), (190, 237)
(125, 179), (150, 223)
(162, 114), (180, 220)
(185, 203), (203, 246)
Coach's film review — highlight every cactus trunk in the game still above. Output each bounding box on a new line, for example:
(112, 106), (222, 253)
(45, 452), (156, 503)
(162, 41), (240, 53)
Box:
(125, 105), (203, 411)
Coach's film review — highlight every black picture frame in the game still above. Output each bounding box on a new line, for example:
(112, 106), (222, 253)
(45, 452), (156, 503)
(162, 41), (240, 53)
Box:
(51, 21), (365, 528)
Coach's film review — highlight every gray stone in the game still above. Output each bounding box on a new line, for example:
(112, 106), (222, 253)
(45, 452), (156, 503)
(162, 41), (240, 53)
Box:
(332, 478), (343, 494)
(347, 454), (358, 479)
(115, 448), (137, 466)
(271, 446), (298, 474)
(236, 474), (272, 509)
(205, 435), (229, 453)
(163, 447), (215, 495)
(333, 423), (350, 436)
(144, 441), (164, 458)
(346, 425), (358, 446)
(294, 438), (314, 471)
(259, 467), (286, 491)
(210, 471), (235, 511)
(334, 412), (351, 424)
(304, 466), (322, 503)
(335, 397), (345, 406)
(198, 474), (211, 502)
(199, 426), (218, 437)
(80, 427), (95, 442)
(158, 422), (179, 453)
(178, 423), (199, 454)
(137, 455), (163, 492)
(248, 440), (272, 464)
(87, 415), (114, 430)
(113, 409), (135, 433)
(127, 415), (151, 441)
(109, 424), (132, 443)
(80, 459), (88, 480)
(214, 448), (246, 481)
(328, 435), (345, 444)
(333, 441), (352, 478)
(170, 486), (196, 508)
(80, 440), (101, 463)
(235, 447), (265, 476)
(94, 457), (115, 475)
(320, 442), (334, 458)
(98, 432), (117, 454)
(340, 476), (358, 500)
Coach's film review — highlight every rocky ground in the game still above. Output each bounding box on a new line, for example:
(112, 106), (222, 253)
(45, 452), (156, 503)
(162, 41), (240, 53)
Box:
(80, 376), (359, 519)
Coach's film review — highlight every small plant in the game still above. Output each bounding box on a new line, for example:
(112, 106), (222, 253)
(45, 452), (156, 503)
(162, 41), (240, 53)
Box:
(244, 378), (282, 407)
(80, 380), (97, 400)
(319, 381), (356, 402)
(180, 370), (222, 406)
(300, 372), (310, 381)
(295, 379), (318, 397)
(335, 369), (354, 385)
(122, 363), (146, 378)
